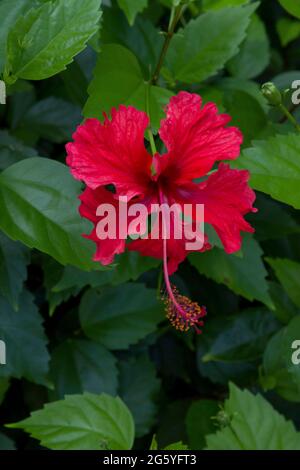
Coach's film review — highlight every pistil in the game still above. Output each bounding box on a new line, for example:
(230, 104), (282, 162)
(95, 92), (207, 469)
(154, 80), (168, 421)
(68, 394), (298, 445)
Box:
(158, 188), (207, 333)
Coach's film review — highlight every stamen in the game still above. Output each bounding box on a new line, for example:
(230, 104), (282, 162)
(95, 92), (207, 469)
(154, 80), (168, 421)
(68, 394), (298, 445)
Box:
(162, 285), (207, 333)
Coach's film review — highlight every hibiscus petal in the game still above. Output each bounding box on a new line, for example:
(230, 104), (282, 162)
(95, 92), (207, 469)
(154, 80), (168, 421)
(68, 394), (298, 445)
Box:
(66, 106), (152, 199)
(79, 186), (126, 265)
(176, 163), (256, 254)
(128, 213), (210, 274)
(156, 91), (243, 183)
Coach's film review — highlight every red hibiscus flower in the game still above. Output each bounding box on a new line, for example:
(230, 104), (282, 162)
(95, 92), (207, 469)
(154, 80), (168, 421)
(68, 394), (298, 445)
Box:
(66, 92), (256, 333)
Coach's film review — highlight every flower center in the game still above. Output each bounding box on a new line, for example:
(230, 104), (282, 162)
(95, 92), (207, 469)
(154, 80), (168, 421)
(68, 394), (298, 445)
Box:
(158, 188), (207, 333)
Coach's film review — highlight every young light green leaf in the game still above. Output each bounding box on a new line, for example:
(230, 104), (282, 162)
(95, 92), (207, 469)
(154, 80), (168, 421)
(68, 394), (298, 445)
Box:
(84, 44), (173, 132)
(7, 393), (135, 450)
(0, 232), (30, 310)
(279, 0), (300, 19)
(0, 290), (50, 385)
(50, 339), (118, 399)
(0, 157), (104, 271)
(5, 0), (102, 82)
(203, 0), (249, 10)
(189, 237), (274, 308)
(266, 258), (300, 308)
(119, 355), (161, 437)
(164, 441), (189, 450)
(205, 383), (300, 449)
(277, 18), (300, 47)
(80, 284), (164, 349)
(236, 133), (300, 209)
(117, 0), (148, 25)
(164, 3), (257, 83)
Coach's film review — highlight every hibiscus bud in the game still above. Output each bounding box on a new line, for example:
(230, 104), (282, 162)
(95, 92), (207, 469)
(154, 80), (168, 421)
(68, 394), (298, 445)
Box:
(261, 82), (282, 106)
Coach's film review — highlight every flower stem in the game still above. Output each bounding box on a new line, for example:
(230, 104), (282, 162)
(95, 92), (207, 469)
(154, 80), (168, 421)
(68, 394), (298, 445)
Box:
(150, 4), (184, 85)
(278, 103), (300, 133)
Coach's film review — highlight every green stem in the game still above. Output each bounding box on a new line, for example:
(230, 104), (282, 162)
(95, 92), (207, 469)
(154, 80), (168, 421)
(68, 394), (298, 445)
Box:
(278, 103), (300, 133)
(145, 83), (157, 155)
(148, 128), (157, 155)
(150, 4), (184, 85)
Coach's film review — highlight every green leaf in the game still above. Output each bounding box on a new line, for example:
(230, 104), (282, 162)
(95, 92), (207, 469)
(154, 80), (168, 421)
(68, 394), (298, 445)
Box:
(0, 231), (30, 309)
(84, 44), (173, 132)
(219, 76), (268, 112)
(5, 0), (102, 82)
(196, 318), (257, 385)
(150, 434), (158, 450)
(227, 14), (270, 79)
(101, 10), (163, 78)
(156, 400), (190, 447)
(268, 281), (300, 324)
(189, 236), (274, 308)
(53, 252), (159, 294)
(203, 0), (250, 10)
(108, 252), (160, 285)
(0, 290), (50, 385)
(117, 0), (148, 25)
(60, 59), (89, 108)
(53, 265), (105, 292)
(223, 89), (268, 146)
(79, 284), (163, 349)
(0, 130), (37, 171)
(266, 258), (300, 308)
(186, 400), (219, 450)
(262, 316), (300, 402)
(0, 0), (35, 74)
(119, 355), (160, 437)
(201, 308), (279, 363)
(21, 97), (81, 143)
(7, 392), (135, 450)
(205, 383), (300, 449)
(279, 0), (300, 19)
(0, 157), (103, 271)
(236, 134), (300, 209)
(42, 257), (82, 316)
(277, 18), (300, 47)
(0, 432), (15, 450)
(164, 3), (257, 83)
(0, 378), (10, 406)
(164, 441), (189, 450)
(247, 194), (300, 241)
(50, 339), (118, 399)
